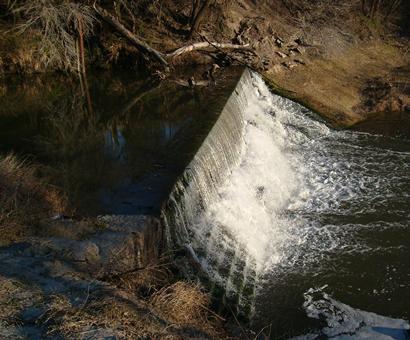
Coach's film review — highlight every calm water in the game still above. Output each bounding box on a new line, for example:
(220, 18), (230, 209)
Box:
(0, 69), (240, 216)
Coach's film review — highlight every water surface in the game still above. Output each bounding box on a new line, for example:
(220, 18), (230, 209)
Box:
(169, 71), (410, 339)
(0, 68), (241, 215)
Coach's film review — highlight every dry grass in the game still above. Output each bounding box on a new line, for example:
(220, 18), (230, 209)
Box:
(7, 0), (96, 72)
(0, 275), (44, 338)
(0, 25), (43, 74)
(42, 280), (225, 339)
(33, 254), (227, 338)
(111, 258), (173, 295)
(150, 281), (212, 325)
(0, 153), (67, 245)
(42, 293), (151, 338)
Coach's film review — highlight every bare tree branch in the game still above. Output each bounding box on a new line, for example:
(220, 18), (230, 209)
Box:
(166, 41), (250, 58)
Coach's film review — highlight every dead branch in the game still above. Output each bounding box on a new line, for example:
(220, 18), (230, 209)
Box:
(93, 4), (169, 68)
(94, 4), (251, 71)
(170, 79), (210, 87)
(199, 34), (258, 71)
(166, 41), (250, 59)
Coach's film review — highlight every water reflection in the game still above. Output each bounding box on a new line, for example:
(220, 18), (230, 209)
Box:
(0, 69), (240, 215)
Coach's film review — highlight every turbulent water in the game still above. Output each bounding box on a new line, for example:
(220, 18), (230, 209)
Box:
(163, 70), (410, 338)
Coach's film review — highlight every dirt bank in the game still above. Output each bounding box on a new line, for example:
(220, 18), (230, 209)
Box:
(1, 0), (409, 127)
(0, 154), (238, 339)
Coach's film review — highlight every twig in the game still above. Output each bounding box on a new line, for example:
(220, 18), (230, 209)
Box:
(227, 304), (250, 340)
(253, 323), (272, 340)
(199, 303), (226, 321)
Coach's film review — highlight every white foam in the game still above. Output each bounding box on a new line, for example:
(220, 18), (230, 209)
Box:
(190, 74), (304, 272)
(293, 286), (410, 339)
(181, 70), (410, 301)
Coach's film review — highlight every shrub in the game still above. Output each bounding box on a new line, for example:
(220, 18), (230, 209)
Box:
(7, 0), (96, 72)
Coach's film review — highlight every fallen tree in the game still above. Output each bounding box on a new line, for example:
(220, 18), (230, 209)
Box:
(93, 3), (250, 71)
(166, 41), (250, 59)
(93, 4), (169, 68)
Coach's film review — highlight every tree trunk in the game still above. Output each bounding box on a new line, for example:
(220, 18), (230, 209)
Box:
(189, 0), (211, 38)
(190, 0), (200, 24)
(77, 18), (93, 116)
(369, 0), (380, 19)
(93, 4), (169, 68)
(78, 18), (86, 76)
(361, 0), (367, 16)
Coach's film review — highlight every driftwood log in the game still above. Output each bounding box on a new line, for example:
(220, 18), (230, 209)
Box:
(93, 4), (250, 70)
(166, 41), (250, 59)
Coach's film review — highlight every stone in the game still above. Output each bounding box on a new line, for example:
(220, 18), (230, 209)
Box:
(272, 64), (283, 73)
(275, 51), (288, 58)
(282, 61), (297, 70)
(295, 37), (309, 46)
(294, 59), (306, 65)
(27, 215), (162, 277)
(289, 46), (304, 54)
(274, 38), (284, 47)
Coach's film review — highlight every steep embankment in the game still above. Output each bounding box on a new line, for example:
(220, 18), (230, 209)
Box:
(202, 0), (410, 127)
(0, 0), (409, 125)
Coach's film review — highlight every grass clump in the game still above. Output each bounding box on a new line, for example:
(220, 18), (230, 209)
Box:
(0, 275), (44, 338)
(42, 281), (225, 339)
(150, 281), (213, 325)
(0, 153), (66, 245)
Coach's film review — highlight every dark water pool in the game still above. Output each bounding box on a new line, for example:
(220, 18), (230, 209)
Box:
(0, 68), (241, 216)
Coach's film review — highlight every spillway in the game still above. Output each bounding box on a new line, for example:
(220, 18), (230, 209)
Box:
(161, 68), (410, 337)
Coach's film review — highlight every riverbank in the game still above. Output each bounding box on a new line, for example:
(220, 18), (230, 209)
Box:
(0, 1), (409, 338)
(1, 1), (409, 127)
(0, 152), (240, 338)
(0, 68), (250, 338)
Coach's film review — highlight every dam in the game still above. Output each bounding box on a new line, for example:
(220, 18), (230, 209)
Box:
(162, 69), (410, 338)
(1, 68), (409, 338)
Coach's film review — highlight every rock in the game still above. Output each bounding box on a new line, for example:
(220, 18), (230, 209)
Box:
(294, 58), (306, 65)
(38, 218), (103, 240)
(274, 37), (284, 47)
(289, 46), (304, 54)
(21, 307), (44, 323)
(72, 241), (100, 265)
(29, 215), (162, 277)
(295, 36), (309, 46)
(272, 64), (283, 73)
(282, 61), (297, 69)
(275, 51), (288, 58)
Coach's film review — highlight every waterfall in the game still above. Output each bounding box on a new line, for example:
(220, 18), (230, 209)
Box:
(161, 67), (410, 324)
(161, 69), (252, 247)
(161, 68), (299, 312)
